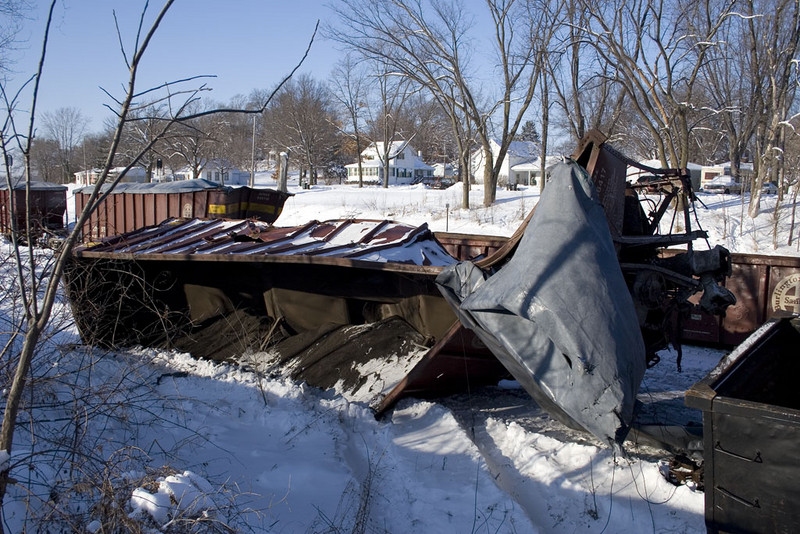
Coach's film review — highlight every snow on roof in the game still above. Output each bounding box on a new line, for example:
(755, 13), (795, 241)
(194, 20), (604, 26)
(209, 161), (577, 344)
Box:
(506, 140), (539, 158)
(0, 179), (68, 191)
(511, 155), (562, 172)
(75, 178), (227, 195)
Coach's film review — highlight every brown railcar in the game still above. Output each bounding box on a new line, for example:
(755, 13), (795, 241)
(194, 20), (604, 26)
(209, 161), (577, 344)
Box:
(0, 180), (67, 239)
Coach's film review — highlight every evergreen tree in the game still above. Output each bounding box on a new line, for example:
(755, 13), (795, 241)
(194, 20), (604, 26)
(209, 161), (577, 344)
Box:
(517, 120), (540, 144)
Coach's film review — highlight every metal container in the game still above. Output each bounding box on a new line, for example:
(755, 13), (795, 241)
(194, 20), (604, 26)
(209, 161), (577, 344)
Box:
(75, 180), (292, 241)
(75, 181), (224, 241)
(433, 232), (507, 262)
(685, 316), (800, 533)
(244, 188), (293, 224)
(677, 253), (800, 346)
(208, 187), (246, 220)
(0, 180), (67, 236)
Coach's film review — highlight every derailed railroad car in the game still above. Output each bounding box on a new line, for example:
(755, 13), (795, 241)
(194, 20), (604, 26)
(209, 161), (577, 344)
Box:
(64, 130), (739, 448)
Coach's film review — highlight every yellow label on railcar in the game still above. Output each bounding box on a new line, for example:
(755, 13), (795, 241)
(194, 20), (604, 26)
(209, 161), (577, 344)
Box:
(244, 202), (276, 214)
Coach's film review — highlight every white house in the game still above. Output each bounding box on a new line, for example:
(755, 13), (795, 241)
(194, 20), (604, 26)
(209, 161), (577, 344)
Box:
(433, 162), (455, 178)
(345, 141), (434, 185)
(74, 166), (148, 186)
(173, 159), (250, 186)
(510, 155), (562, 188)
(470, 139), (539, 185)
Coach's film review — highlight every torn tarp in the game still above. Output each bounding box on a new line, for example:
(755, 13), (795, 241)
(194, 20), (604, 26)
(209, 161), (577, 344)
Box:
(436, 161), (646, 446)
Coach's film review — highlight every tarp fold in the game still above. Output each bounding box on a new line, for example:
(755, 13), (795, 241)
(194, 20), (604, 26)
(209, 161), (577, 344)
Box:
(436, 161), (646, 445)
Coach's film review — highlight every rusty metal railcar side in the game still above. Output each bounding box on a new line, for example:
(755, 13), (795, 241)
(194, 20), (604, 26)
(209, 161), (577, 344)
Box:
(76, 184), (220, 241)
(678, 252), (800, 346)
(74, 180), (291, 242)
(0, 181), (67, 237)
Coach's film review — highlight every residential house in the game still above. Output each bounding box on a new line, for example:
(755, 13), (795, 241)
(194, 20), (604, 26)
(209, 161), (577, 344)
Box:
(74, 166), (148, 186)
(470, 139), (539, 185)
(345, 141), (434, 185)
(433, 162), (455, 178)
(510, 155), (562, 188)
(173, 159), (250, 186)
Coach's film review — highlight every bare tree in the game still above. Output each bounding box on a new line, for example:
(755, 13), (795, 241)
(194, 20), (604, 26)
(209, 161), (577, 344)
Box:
(0, 0), (30, 73)
(743, 0), (800, 218)
(261, 74), (340, 185)
(39, 106), (88, 182)
(401, 94), (458, 163)
(579, 0), (736, 169)
(329, 0), (556, 207)
(28, 136), (60, 182)
(213, 95), (262, 178)
(0, 1), (313, 522)
(164, 99), (216, 180)
(115, 104), (170, 182)
(331, 54), (370, 187)
(699, 7), (761, 182)
(366, 63), (415, 188)
(474, 0), (557, 204)
(546, 0), (625, 145)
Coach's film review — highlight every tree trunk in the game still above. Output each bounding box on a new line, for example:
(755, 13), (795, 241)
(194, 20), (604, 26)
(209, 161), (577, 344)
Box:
(788, 181), (799, 246)
(460, 151), (470, 210)
(481, 144), (495, 207)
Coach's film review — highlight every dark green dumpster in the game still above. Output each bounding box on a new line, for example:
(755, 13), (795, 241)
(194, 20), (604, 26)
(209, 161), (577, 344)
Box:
(686, 315), (800, 534)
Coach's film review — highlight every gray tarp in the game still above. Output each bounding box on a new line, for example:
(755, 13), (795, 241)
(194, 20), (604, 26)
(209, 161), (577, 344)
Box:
(436, 161), (646, 446)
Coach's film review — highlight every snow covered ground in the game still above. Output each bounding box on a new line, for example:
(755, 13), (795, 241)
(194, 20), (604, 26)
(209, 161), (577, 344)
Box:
(2, 174), (796, 532)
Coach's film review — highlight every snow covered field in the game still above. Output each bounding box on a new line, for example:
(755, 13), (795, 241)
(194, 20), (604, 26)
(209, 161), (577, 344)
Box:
(2, 174), (796, 532)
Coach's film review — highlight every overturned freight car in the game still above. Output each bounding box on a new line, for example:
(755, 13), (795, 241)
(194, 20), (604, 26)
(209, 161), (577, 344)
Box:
(64, 131), (735, 447)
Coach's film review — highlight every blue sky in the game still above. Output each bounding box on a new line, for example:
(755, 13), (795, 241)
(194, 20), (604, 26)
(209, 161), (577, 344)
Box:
(10, 0), (499, 133)
(11, 1), (343, 130)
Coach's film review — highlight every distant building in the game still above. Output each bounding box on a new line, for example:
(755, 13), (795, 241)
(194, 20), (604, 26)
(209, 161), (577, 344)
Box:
(173, 159), (250, 186)
(74, 166), (148, 186)
(470, 139), (539, 185)
(510, 155), (562, 187)
(700, 162), (754, 189)
(345, 141), (434, 185)
(433, 162), (455, 178)
(626, 159), (703, 191)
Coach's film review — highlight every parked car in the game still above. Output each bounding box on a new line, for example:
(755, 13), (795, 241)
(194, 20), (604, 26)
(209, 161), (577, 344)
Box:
(761, 181), (779, 195)
(429, 177), (455, 189)
(635, 174), (662, 192)
(703, 175), (742, 194)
